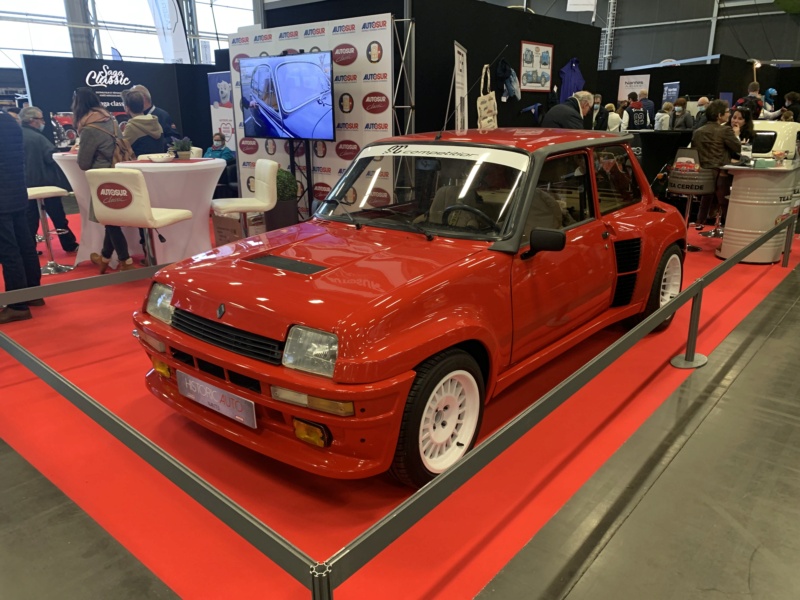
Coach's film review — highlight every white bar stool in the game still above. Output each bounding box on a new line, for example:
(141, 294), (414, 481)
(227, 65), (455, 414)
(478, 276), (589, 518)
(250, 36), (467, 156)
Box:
(27, 186), (75, 275)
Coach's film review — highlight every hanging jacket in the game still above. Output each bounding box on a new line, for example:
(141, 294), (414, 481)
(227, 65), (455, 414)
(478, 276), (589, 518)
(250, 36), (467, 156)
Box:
(558, 57), (585, 103)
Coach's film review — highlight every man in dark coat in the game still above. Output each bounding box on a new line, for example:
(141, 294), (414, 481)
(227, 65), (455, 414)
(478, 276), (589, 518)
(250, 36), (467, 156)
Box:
(542, 91), (592, 129)
(130, 84), (180, 141)
(19, 106), (79, 253)
(589, 93), (609, 130)
(0, 111), (43, 323)
(639, 89), (656, 129)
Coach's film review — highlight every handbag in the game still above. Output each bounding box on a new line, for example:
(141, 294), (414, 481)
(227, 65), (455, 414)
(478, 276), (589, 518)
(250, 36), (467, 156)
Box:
(476, 64), (498, 132)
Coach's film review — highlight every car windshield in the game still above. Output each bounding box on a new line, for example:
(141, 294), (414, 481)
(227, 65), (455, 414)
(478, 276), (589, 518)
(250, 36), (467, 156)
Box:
(315, 143), (529, 240)
(276, 60), (331, 112)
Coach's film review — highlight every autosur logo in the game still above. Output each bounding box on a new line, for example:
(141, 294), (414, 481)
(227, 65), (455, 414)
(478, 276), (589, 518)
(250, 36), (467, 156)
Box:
(332, 44), (358, 66)
(232, 53), (250, 72)
(367, 187), (391, 207)
(336, 140), (360, 160)
(96, 183), (132, 209)
(313, 182), (332, 200)
(362, 92), (390, 114)
(331, 23), (356, 35)
(239, 138), (259, 154)
(85, 65), (130, 88)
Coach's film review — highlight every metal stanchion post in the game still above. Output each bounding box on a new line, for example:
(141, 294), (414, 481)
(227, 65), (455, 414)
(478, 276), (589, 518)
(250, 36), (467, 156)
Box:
(671, 287), (709, 369)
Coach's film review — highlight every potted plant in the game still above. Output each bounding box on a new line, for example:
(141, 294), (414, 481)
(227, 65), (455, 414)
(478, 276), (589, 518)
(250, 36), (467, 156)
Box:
(276, 168), (298, 202)
(169, 136), (193, 159)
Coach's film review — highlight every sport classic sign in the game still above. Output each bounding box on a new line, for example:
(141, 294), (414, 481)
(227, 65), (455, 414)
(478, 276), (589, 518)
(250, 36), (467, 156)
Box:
(228, 13), (393, 215)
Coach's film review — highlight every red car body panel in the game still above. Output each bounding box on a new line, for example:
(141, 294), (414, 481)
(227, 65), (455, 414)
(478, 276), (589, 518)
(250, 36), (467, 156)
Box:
(132, 128), (687, 479)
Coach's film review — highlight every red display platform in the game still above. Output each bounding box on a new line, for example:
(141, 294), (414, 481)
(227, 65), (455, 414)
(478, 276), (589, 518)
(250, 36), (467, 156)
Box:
(2, 228), (799, 598)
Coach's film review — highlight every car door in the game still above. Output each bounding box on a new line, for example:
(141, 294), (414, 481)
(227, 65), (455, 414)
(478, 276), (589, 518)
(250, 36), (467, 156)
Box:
(510, 151), (616, 363)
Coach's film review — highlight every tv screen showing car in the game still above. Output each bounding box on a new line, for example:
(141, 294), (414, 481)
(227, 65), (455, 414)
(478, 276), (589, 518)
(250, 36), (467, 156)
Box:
(240, 52), (334, 142)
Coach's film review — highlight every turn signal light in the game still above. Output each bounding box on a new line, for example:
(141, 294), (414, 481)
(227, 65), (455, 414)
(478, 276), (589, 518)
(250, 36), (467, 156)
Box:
(293, 419), (330, 448)
(151, 357), (171, 378)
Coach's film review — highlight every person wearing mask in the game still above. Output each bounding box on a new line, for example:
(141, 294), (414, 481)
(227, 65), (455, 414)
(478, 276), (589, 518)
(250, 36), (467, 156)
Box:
(541, 91), (593, 129)
(654, 102), (673, 131)
(606, 103), (622, 132)
(204, 132), (236, 163)
(693, 97), (710, 129)
(590, 94), (609, 131)
(121, 89), (166, 155)
(727, 106), (754, 143)
(670, 98), (694, 130)
(691, 100), (740, 229)
(19, 106), (79, 253)
(782, 91), (800, 123)
(129, 84), (180, 140)
(72, 87), (135, 273)
(638, 89), (656, 128)
(621, 91), (650, 130)
(0, 110), (43, 323)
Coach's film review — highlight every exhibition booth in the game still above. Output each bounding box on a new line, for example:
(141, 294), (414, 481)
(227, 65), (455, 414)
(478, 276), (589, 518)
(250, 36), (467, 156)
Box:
(3, 0), (800, 597)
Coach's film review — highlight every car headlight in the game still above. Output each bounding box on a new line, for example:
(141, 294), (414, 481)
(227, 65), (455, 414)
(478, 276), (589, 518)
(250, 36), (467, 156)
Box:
(145, 283), (175, 325)
(282, 326), (338, 377)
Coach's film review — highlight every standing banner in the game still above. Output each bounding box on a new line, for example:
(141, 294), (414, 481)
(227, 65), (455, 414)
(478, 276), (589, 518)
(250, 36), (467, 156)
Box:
(617, 74), (651, 102)
(567, 0), (597, 11)
(454, 42), (468, 135)
(147, 0), (192, 64)
(662, 81), (680, 104)
(229, 13), (394, 218)
(207, 71), (235, 151)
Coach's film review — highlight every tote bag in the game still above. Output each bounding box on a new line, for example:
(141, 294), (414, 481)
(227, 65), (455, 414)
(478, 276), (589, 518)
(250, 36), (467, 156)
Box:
(476, 64), (498, 132)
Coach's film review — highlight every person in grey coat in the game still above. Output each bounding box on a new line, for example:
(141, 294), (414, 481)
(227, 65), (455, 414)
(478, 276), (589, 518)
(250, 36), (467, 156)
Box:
(541, 91), (593, 129)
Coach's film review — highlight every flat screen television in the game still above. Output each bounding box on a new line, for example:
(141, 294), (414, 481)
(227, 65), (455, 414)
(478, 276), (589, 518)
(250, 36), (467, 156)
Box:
(240, 52), (334, 141)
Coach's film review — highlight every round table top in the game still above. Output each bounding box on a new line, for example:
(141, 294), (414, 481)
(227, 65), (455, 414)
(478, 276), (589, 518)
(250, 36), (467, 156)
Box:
(116, 158), (225, 172)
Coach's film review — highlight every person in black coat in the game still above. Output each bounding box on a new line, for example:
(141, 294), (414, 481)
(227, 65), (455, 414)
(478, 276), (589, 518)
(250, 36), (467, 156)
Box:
(0, 111), (43, 323)
(542, 91), (593, 129)
(130, 84), (180, 140)
(589, 94), (609, 131)
(19, 106), (79, 253)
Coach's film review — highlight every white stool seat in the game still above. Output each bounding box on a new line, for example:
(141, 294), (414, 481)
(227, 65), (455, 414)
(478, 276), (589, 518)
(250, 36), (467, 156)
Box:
(210, 159), (278, 240)
(211, 197), (272, 214)
(150, 207), (193, 228)
(28, 186), (68, 200)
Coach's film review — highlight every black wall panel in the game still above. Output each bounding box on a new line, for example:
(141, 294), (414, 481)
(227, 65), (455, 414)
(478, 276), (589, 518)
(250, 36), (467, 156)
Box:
(265, 0), (406, 28)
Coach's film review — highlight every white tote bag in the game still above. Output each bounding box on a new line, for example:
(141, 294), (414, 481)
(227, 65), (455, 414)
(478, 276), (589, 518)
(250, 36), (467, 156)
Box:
(476, 64), (498, 132)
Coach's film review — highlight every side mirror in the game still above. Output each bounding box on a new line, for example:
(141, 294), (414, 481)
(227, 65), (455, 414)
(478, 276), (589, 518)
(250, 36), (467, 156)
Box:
(521, 228), (566, 259)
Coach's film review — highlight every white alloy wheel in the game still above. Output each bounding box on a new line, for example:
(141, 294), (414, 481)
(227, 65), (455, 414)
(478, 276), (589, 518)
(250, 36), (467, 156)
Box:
(659, 253), (682, 307)
(417, 369), (481, 474)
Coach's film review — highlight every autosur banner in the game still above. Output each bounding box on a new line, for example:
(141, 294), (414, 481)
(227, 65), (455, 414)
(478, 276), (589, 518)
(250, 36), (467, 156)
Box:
(228, 13), (394, 216)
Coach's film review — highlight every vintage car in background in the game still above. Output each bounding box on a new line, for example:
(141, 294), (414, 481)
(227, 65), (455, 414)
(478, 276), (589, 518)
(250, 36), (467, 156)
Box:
(132, 128), (687, 488)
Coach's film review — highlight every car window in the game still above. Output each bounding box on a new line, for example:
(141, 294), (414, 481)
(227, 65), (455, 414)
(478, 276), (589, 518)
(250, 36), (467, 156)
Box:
(593, 145), (641, 215)
(256, 67), (279, 111)
(524, 153), (591, 239)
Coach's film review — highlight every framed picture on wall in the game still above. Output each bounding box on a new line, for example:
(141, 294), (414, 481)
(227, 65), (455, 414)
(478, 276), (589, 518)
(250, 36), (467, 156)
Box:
(520, 41), (553, 92)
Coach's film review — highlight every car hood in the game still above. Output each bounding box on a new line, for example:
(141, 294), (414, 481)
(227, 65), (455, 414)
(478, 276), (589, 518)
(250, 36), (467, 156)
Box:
(159, 220), (487, 341)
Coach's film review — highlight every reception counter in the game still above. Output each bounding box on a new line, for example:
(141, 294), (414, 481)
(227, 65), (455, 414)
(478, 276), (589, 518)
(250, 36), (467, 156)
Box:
(717, 162), (799, 263)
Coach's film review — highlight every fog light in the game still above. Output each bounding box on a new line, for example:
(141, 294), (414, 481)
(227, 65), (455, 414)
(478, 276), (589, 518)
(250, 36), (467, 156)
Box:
(151, 357), (171, 378)
(293, 418), (330, 448)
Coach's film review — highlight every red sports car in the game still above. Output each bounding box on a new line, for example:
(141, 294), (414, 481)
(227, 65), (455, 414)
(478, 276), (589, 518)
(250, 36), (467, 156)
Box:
(132, 128), (687, 487)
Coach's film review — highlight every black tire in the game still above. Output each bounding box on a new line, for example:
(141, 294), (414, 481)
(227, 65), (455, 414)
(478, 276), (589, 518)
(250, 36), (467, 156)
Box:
(390, 349), (484, 488)
(633, 243), (683, 331)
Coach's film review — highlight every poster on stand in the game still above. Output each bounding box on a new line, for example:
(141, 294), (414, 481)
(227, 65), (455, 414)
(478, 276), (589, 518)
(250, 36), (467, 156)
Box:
(207, 71), (236, 151)
(228, 13), (394, 219)
(454, 42), (468, 135)
(519, 41), (553, 92)
(662, 81), (680, 104)
(617, 74), (651, 102)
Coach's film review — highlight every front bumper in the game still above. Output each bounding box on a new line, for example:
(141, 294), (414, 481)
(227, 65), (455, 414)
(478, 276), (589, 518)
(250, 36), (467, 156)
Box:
(133, 312), (416, 479)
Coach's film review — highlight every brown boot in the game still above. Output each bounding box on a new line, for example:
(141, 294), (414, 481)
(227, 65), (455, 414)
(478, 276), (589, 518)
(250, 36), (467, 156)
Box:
(0, 307), (32, 324)
(119, 259), (137, 271)
(90, 252), (111, 274)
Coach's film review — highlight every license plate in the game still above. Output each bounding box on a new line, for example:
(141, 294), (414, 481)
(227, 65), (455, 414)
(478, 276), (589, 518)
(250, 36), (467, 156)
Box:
(177, 371), (257, 429)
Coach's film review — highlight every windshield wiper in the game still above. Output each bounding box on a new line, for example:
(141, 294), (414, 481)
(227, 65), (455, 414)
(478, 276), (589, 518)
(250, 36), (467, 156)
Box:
(322, 197), (362, 229)
(366, 207), (434, 240)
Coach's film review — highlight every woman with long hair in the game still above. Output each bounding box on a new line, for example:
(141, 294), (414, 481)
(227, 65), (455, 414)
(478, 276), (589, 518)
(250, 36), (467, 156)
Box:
(73, 87), (135, 273)
(727, 106), (754, 143)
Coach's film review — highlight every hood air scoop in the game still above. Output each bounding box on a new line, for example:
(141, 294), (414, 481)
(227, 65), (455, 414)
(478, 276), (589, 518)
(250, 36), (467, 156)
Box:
(247, 254), (327, 275)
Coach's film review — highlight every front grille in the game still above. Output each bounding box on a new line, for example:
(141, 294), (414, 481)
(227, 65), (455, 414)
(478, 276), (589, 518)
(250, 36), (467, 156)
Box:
(172, 308), (284, 365)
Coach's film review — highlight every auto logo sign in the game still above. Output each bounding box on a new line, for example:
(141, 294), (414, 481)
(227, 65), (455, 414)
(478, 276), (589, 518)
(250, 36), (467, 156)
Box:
(313, 182), (332, 200)
(362, 92), (390, 114)
(367, 187), (391, 207)
(332, 44), (358, 66)
(217, 304), (226, 319)
(239, 138), (259, 154)
(232, 53), (249, 73)
(96, 183), (132, 209)
(335, 140), (360, 160)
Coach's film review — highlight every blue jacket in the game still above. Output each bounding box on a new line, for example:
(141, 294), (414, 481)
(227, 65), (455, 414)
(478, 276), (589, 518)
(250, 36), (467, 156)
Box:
(559, 58), (585, 103)
(0, 111), (28, 214)
(204, 145), (236, 164)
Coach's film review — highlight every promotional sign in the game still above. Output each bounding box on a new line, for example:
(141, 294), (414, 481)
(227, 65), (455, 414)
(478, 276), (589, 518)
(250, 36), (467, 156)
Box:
(617, 74), (650, 102)
(663, 81), (680, 104)
(228, 13), (394, 218)
(22, 55), (182, 150)
(147, 0), (192, 64)
(520, 41), (553, 93)
(454, 41), (468, 135)
(207, 71), (235, 151)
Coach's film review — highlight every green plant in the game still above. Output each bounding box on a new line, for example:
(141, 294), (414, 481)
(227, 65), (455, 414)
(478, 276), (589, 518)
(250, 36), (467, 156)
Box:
(169, 136), (193, 152)
(276, 168), (297, 202)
